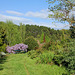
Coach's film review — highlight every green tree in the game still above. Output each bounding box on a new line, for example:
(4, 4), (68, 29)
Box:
(24, 36), (39, 51)
(70, 26), (75, 38)
(6, 21), (21, 46)
(62, 39), (75, 74)
(48, 0), (75, 25)
(19, 23), (26, 43)
(0, 28), (7, 52)
(6, 21), (14, 45)
(40, 31), (44, 43)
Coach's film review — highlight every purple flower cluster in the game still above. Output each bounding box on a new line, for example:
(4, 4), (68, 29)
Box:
(6, 43), (28, 54)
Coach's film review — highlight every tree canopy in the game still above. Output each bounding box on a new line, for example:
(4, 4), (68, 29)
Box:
(48, 0), (75, 25)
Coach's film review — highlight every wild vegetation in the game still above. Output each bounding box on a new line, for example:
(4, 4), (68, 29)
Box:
(0, 20), (75, 75)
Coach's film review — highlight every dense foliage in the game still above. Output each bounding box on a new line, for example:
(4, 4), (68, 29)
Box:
(0, 21), (75, 74)
(24, 36), (39, 51)
(37, 51), (54, 64)
(70, 26), (75, 38)
(48, 0), (75, 26)
(62, 39), (75, 74)
(0, 21), (70, 49)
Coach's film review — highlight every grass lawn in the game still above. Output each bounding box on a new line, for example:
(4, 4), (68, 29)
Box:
(0, 53), (68, 75)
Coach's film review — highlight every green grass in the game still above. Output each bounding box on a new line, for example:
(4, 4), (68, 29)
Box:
(0, 53), (68, 75)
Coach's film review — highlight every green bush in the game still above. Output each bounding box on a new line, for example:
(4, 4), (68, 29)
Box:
(27, 50), (36, 57)
(43, 41), (61, 51)
(0, 65), (3, 70)
(53, 54), (64, 66)
(27, 48), (46, 59)
(53, 39), (75, 74)
(36, 48), (45, 54)
(43, 42), (51, 50)
(62, 46), (75, 74)
(24, 36), (39, 51)
(70, 26), (75, 38)
(37, 51), (54, 64)
(0, 44), (7, 52)
(27, 50), (41, 59)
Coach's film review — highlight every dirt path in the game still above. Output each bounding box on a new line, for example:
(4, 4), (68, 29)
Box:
(23, 40), (45, 75)
(24, 62), (30, 75)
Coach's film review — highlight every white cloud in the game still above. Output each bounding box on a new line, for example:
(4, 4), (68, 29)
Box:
(5, 9), (53, 19)
(51, 23), (70, 30)
(37, 22), (70, 30)
(6, 10), (24, 16)
(0, 12), (69, 30)
(0, 14), (33, 24)
(69, 6), (75, 20)
(72, 6), (75, 11)
(25, 9), (53, 19)
(25, 11), (47, 19)
(69, 11), (75, 17)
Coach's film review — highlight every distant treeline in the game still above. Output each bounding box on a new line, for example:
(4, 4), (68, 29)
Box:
(0, 21), (71, 51)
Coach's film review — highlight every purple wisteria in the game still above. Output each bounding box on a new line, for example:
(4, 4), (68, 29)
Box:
(6, 43), (28, 54)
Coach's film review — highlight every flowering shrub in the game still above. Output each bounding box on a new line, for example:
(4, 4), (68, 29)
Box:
(6, 43), (28, 54)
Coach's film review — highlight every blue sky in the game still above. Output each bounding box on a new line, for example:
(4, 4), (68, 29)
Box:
(0, 0), (70, 30)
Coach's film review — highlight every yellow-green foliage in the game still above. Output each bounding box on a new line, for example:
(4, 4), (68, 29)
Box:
(37, 51), (54, 64)
(40, 31), (44, 43)
(43, 40), (61, 51)
(0, 44), (7, 52)
(27, 49), (42, 59)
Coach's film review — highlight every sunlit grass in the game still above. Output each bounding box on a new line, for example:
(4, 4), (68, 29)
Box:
(0, 53), (68, 75)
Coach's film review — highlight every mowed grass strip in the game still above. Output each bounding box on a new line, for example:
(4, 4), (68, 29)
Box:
(0, 54), (68, 75)
(0, 54), (27, 75)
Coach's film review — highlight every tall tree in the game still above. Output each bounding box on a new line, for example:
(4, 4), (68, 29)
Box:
(19, 23), (26, 43)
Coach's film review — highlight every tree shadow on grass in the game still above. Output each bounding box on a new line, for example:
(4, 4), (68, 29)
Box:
(0, 56), (7, 70)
